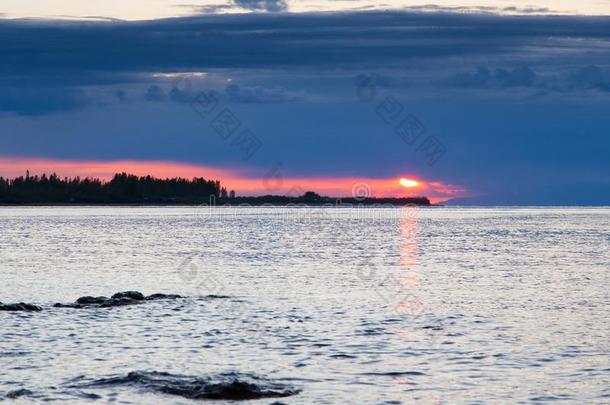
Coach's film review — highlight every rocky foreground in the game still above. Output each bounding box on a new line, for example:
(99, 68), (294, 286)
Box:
(69, 370), (300, 401)
(0, 291), (183, 311)
(0, 302), (42, 312)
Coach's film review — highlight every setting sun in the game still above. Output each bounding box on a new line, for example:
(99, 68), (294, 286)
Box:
(399, 178), (420, 188)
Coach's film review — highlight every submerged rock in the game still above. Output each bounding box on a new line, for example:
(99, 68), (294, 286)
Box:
(70, 371), (300, 400)
(0, 302), (42, 312)
(5, 388), (33, 399)
(204, 294), (231, 299)
(54, 291), (184, 309)
(145, 293), (182, 300)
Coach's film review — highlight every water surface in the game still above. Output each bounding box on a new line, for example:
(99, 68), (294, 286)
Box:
(1, 206), (608, 403)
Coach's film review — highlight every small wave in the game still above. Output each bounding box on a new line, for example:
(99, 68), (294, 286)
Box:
(362, 371), (426, 376)
(357, 327), (387, 336)
(202, 294), (232, 299)
(421, 324), (444, 331)
(0, 351), (30, 357)
(330, 354), (357, 359)
(68, 371), (301, 400)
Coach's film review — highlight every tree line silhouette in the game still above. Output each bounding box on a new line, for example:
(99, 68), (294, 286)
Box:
(0, 172), (227, 204)
(0, 171), (431, 205)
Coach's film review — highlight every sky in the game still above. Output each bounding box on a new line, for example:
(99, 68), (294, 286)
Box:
(2, 0), (610, 19)
(1, 1), (609, 204)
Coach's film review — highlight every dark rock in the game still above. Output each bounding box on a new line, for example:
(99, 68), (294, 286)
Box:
(76, 296), (108, 305)
(3, 291), (185, 312)
(0, 302), (42, 312)
(53, 303), (83, 308)
(99, 297), (139, 308)
(111, 291), (145, 301)
(145, 293), (182, 300)
(69, 371), (300, 400)
(53, 291), (184, 309)
(6, 389), (33, 399)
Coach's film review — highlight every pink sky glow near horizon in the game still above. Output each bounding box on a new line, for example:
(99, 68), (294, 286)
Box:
(0, 157), (468, 203)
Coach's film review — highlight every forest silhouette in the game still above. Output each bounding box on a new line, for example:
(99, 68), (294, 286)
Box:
(0, 172), (431, 205)
(0, 172), (225, 204)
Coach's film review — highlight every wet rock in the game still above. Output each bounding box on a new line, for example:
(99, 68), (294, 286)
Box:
(76, 296), (108, 305)
(111, 291), (145, 301)
(53, 302), (83, 308)
(70, 371), (300, 400)
(6, 388), (33, 399)
(146, 293), (182, 300)
(53, 291), (184, 309)
(99, 297), (140, 308)
(0, 302), (42, 312)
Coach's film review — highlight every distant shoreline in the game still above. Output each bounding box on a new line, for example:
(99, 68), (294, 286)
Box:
(0, 173), (431, 207)
(0, 197), (432, 207)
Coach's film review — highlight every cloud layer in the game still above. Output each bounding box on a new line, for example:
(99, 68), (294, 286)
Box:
(1, 11), (609, 204)
(2, 12), (609, 76)
(1, 11), (609, 115)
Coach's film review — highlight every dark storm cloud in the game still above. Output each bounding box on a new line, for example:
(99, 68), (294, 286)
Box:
(144, 85), (167, 101)
(223, 84), (303, 103)
(1, 10), (608, 115)
(446, 65), (610, 92)
(447, 66), (538, 88)
(114, 89), (128, 102)
(2, 11), (610, 80)
(142, 83), (303, 104)
(566, 65), (610, 92)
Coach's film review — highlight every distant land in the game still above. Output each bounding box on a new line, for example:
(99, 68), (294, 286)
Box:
(0, 172), (431, 206)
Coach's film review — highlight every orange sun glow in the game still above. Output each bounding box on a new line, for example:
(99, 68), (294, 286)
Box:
(399, 178), (419, 188)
